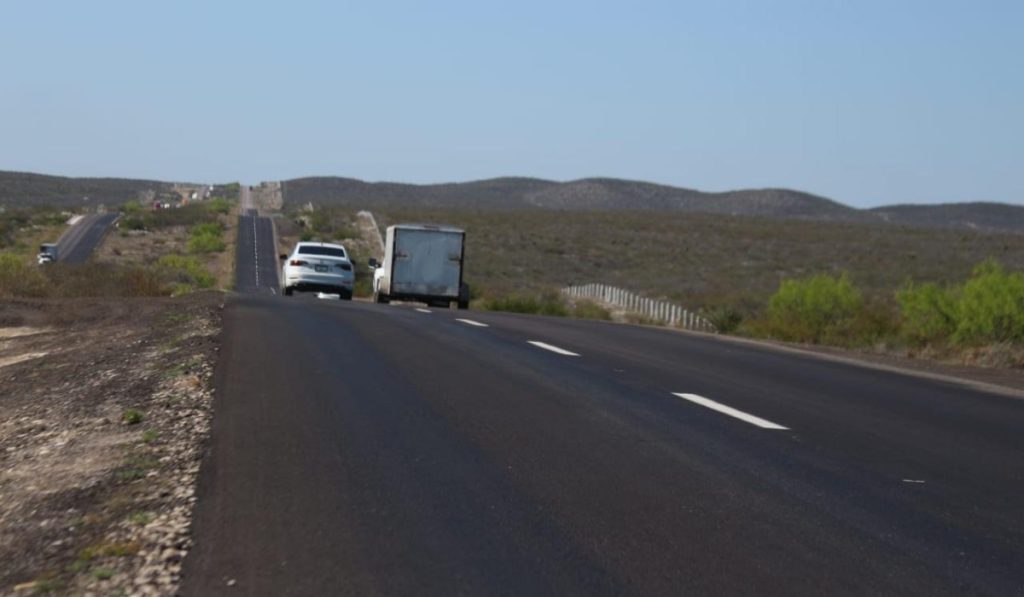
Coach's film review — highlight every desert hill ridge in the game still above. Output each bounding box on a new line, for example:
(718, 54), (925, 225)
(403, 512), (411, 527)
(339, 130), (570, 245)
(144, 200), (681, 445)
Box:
(1, 170), (1021, 233)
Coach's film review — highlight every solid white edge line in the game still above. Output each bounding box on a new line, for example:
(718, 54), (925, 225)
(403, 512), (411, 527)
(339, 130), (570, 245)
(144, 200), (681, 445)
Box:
(455, 319), (489, 327)
(672, 393), (789, 430)
(528, 341), (580, 357)
(415, 308), (432, 313)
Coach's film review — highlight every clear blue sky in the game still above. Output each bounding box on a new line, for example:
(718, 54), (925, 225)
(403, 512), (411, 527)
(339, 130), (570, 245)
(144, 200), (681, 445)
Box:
(1, 1), (1021, 207)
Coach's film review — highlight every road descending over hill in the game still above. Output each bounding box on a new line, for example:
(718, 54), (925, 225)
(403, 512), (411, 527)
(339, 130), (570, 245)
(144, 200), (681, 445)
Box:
(181, 267), (1024, 594)
(57, 213), (119, 264)
(234, 185), (279, 294)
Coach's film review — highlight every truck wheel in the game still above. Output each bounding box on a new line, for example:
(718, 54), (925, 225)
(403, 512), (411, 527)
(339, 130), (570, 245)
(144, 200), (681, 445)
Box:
(457, 299), (469, 310)
(374, 290), (389, 304)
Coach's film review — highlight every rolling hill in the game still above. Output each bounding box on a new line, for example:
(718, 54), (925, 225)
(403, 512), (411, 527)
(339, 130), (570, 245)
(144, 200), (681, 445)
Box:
(281, 176), (1022, 233)
(0, 171), (179, 208)
(870, 202), (1024, 231)
(280, 176), (861, 218)
(1, 170), (1021, 234)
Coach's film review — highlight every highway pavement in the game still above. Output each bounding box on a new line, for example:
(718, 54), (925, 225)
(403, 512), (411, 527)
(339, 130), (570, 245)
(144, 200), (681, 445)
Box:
(181, 292), (1024, 595)
(56, 213), (119, 264)
(235, 208), (279, 294)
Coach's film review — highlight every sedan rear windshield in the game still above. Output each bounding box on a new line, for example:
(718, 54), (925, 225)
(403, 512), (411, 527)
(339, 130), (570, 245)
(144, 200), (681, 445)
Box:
(298, 246), (347, 258)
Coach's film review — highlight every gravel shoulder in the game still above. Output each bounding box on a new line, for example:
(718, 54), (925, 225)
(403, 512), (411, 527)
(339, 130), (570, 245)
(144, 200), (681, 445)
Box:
(0, 292), (223, 595)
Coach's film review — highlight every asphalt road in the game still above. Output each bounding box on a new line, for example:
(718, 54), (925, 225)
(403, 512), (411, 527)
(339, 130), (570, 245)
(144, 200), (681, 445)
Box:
(56, 213), (119, 264)
(235, 208), (279, 294)
(182, 293), (1024, 595)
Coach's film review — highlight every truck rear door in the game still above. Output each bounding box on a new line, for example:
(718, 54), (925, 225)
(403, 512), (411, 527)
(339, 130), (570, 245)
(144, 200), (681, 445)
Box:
(392, 229), (463, 298)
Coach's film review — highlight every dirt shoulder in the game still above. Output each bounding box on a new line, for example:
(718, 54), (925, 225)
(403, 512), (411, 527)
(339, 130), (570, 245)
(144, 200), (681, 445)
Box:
(97, 213), (236, 292)
(0, 292), (223, 595)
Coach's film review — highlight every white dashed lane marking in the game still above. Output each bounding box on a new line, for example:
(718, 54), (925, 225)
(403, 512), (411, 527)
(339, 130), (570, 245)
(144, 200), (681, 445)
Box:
(252, 215), (260, 289)
(528, 341), (580, 357)
(456, 319), (489, 327)
(415, 308), (432, 314)
(672, 393), (788, 430)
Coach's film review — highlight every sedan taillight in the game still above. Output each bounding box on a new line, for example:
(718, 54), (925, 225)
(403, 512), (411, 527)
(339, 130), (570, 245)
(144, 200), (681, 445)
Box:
(289, 260), (308, 266)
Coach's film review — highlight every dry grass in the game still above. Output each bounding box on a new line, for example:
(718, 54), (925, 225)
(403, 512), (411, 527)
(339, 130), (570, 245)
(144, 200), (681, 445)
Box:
(211, 214), (237, 291)
(99, 227), (190, 264)
(371, 208), (1024, 308)
(97, 211), (236, 291)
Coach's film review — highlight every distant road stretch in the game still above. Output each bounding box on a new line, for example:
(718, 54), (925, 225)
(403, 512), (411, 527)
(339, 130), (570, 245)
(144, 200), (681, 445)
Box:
(235, 208), (279, 295)
(57, 213), (119, 264)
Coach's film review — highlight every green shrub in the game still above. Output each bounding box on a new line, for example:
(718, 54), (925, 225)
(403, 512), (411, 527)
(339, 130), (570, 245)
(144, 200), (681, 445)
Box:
(954, 260), (1024, 344)
(156, 255), (215, 291)
(767, 272), (862, 343)
(188, 232), (225, 254)
(32, 210), (69, 227)
(843, 299), (901, 347)
(141, 204), (219, 229)
(207, 197), (231, 214)
(46, 263), (167, 297)
(897, 281), (958, 344)
(0, 252), (49, 297)
(187, 221), (225, 254)
(705, 305), (744, 334)
(484, 291), (569, 316)
(120, 216), (146, 231)
(0, 207), (68, 248)
(571, 299), (612, 320)
(191, 222), (223, 236)
(122, 409), (143, 425)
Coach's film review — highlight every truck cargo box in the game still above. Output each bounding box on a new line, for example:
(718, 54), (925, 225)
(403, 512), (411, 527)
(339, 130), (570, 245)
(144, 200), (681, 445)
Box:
(374, 224), (468, 308)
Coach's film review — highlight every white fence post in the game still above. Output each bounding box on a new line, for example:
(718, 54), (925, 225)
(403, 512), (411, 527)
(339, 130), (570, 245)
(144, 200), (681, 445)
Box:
(560, 282), (716, 333)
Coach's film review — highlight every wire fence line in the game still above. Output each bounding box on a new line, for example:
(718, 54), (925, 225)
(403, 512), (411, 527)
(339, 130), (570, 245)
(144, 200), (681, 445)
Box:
(562, 283), (716, 332)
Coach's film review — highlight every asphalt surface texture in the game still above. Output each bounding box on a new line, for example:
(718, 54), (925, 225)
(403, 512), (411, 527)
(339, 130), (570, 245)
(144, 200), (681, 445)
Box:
(56, 213), (119, 264)
(234, 208), (279, 294)
(182, 286), (1024, 594)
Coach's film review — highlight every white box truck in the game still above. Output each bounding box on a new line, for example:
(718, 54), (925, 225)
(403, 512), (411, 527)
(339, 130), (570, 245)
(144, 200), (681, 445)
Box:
(371, 224), (469, 309)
